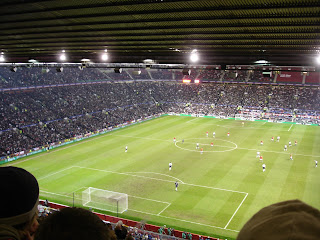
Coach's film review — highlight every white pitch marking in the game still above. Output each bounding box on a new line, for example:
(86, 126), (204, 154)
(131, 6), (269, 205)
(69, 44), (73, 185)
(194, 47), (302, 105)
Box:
(38, 166), (74, 180)
(125, 172), (185, 184)
(39, 169), (245, 233)
(7, 133), (108, 166)
(115, 135), (320, 157)
(74, 166), (184, 184)
(288, 124), (293, 131)
(6, 116), (164, 167)
(157, 203), (171, 215)
(128, 208), (239, 233)
(74, 166), (247, 195)
(185, 182), (247, 194)
(236, 146), (320, 158)
(175, 138), (238, 153)
(72, 186), (89, 193)
(129, 195), (170, 204)
(40, 190), (74, 198)
(111, 134), (169, 143)
(224, 193), (248, 229)
(186, 118), (199, 123)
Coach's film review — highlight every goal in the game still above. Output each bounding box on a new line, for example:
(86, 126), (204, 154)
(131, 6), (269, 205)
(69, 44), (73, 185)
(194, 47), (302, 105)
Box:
(82, 187), (128, 213)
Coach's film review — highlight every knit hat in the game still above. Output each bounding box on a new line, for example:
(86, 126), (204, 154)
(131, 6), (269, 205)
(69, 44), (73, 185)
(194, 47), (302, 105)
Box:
(237, 199), (320, 240)
(0, 166), (39, 226)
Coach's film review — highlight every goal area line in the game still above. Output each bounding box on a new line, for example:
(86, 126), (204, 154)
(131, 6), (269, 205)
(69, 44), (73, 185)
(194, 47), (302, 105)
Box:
(38, 166), (248, 232)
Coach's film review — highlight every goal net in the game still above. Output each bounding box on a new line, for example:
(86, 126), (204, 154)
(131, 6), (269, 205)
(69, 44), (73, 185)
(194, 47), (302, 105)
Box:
(82, 187), (128, 213)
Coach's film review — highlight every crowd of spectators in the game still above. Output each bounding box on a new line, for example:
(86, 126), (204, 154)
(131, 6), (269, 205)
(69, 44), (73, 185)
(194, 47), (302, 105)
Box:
(248, 70), (274, 82)
(2, 67), (319, 88)
(0, 67), (319, 158)
(198, 68), (221, 81)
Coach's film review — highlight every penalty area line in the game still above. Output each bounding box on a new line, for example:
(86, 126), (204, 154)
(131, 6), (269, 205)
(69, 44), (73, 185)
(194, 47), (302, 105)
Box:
(157, 203), (171, 215)
(288, 124), (293, 131)
(224, 193), (248, 229)
(38, 166), (74, 181)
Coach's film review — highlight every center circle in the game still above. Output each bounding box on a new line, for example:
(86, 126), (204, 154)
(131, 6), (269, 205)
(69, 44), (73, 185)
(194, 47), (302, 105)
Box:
(175, 138), (237, 153)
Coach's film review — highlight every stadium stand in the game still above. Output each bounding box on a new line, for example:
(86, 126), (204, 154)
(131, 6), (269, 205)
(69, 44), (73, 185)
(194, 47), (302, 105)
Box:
(223, 70), (248, 82)
(0, 67), (319, 158)
(1, 67), (319, 240)
(248, 71), (274, 83)
(197, 68), (221, 82)
(1, 80), (319, 158)
(305, 72), (320, 85)
(127, 69), (151, 80)
(150, 69), (173, 80)
(276, 71), (303, 84)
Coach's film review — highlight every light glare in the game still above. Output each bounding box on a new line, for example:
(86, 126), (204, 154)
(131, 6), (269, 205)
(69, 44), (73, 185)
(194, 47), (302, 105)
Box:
(59, 54), (66, 61)
(101, 53), (108, 61)
(190, 52), (199, 62)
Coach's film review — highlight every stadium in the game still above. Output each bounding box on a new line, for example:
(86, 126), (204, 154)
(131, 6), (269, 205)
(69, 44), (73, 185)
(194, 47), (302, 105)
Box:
(0, 1), (319, 240)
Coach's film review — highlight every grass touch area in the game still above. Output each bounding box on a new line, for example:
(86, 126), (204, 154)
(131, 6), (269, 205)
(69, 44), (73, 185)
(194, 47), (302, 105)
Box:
(5, 115), (320, 239)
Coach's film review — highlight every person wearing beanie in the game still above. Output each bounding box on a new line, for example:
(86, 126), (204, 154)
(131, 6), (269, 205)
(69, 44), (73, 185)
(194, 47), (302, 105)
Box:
(0, 166), (40, 240)
(237, 199), (320, 240)
(34, 207), (110, 240)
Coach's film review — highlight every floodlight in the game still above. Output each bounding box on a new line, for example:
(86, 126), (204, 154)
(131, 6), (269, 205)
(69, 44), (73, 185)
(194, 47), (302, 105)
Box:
(190, 49), (199, 63)
(255, 59), (269, 65)
(28, 59), (38, 63)
(59, 54), (66, 61)
(101, 49), (108, 61)
(316, 55), (320, 64)
(59, 50), (66, 61)
(0, 53), (5, 62)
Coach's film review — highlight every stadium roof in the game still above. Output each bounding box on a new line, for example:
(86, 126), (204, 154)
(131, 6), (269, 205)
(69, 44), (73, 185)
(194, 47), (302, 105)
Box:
(0, 0), (319, 66)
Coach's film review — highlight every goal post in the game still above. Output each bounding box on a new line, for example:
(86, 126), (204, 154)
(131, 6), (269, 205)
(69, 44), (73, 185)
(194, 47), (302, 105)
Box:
(82, 187), (128, 213)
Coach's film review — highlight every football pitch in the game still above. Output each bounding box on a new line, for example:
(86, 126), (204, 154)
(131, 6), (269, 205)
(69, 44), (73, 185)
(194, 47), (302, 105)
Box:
(6, 116), (320, 239)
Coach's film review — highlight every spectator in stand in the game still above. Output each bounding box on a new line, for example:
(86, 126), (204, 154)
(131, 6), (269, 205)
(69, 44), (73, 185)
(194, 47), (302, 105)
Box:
(236, 199), (320, 240)
(114, 220), (128, 240)
(125, 234), (134, 240)
(34, 207), (110, 240)
(182, 232), (187, 239)
(0, 166), (39, 240)
(0, 75), (319, 158)
(106, 223), (117, 240)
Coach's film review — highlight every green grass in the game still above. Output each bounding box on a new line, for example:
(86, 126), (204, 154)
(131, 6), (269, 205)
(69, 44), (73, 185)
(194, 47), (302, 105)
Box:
(5, 116), (320, 239)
